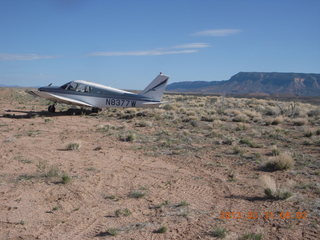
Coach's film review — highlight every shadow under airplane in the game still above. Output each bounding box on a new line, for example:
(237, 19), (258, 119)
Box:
(1, 108), (95, 119)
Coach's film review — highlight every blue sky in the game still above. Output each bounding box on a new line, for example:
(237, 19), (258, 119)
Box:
(0, 0), (319, 89)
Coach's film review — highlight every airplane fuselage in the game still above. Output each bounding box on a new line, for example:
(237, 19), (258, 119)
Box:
(37, 85), (156, 108)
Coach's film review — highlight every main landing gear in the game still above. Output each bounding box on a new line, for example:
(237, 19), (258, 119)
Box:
(48, 104), (56, 113)
(91, 107), (102, 113)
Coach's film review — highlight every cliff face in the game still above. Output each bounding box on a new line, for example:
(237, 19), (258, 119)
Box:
(166, 72), (320, 96)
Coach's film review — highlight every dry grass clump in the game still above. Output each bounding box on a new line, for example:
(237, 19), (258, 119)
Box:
(32, 161), (72, 184)
(242, 109), (262, 119)
(263, 152), (294, 171)
(307, 109), (320, 117)
(65, 142), (81, 151)
(238, 233), (262, 240)
(232, 113), (249, 123)
(119, 132), (136, 142)
(162, 104), (175, 110)
(115, 208), (131, 217)
(263, 107), (279, 116)
(135, 121), (152, 127)
(223, 109), (251, 122)
(213, 119), (224, 126)
(303, 128), (313, 138)
(208, 227), (227, 238)
(234, 123), (250, 131)
(260, 175), (293, 200)
(271, 116), (284, 125)
(153, 226), (167, 234)
(292, 118), (307, 126)
(128, 190), (146, 199)
(105, 228), (118, 236)
(224, 109), (241, 117)
(270, 145), (280, 156)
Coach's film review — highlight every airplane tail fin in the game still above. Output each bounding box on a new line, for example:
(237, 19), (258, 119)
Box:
(140, 73), (169, 101)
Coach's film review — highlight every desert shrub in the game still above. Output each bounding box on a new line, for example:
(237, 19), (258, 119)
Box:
(163, 104), (174, 110)
(260, 175), (292, 200)
(66, 142), (81, 151)
(235, 123), (249, 131)
(189, 120), (199, 127)
(44, 165), (60, 178)
(307, 109), (320, 117)
(115, 208), (131, 217)
(105, 228), (118, 236)
(232, 146), (245, 155)
(302, 140), (312, 146)
(61, 174), (71, 184)
(243, 109), (261, 119)
(239, 138), (262, 148)
(304, 129), (313, 137)
(264, 188), (292, 200)
(201, 116), (214, 122)
(232, 114), (249, 123)
(222, 137), (234, 145)
(209, 97), (218, 104)
(209, 227), (227, 238)
(120, 132), (136, 142)
(293, 118), (307, 126)
(117, 110), (136, 119)
(271, 145), (280, 156)
(128, 190), (146, 199)
(239, 138), (251, 145)
(227, 171), (236, 182)
(135, 121), (152, 127)
(153, 226), (167, 233)
(264, 107), (278, 116)
(238, 233), (262, 240)
(271, 116), (284, 125)
(263, 152), (294, 171)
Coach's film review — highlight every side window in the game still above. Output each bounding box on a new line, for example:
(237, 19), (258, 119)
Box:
(67, 82), (78, 91)
(76, 84), (86, 92)
(85, 86), (92, 92)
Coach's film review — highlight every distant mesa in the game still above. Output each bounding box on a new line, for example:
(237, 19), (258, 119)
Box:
(166, 72), (320, 96)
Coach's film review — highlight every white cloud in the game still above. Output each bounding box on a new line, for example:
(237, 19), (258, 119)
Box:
(173, 43), (210, 49)
(89, 43), (209, 57)
(0, 53), (56, 61)
(90, 49), (197, 56)
(193, 29), (242, 37)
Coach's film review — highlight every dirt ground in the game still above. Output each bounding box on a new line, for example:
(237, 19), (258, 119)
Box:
(0, 88), (319, 240)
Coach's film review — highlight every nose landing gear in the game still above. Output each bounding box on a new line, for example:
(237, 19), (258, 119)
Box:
(48, 104), (56, 113)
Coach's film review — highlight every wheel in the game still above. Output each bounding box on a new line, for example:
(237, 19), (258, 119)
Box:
(92, 107), (101, 113)
(48, 105), (56, 113)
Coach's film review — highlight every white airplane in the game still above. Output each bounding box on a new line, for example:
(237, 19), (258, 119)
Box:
(28, 73), (169, 113)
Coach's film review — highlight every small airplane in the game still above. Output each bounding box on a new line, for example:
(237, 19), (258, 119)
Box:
(28, 73), (169, 113)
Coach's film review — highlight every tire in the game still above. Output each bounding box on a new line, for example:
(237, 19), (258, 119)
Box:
(48, 105), (56, 113)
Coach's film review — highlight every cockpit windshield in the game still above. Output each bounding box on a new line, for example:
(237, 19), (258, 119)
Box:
(60, 82), (71, 89)
(60, 81), (91, 92)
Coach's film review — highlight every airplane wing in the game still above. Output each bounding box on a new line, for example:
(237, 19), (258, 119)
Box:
(27, 90), (93, 107)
